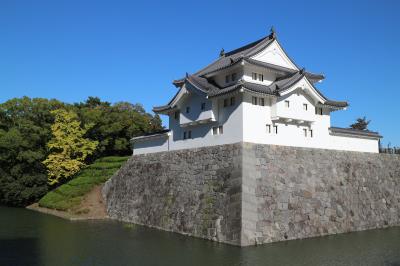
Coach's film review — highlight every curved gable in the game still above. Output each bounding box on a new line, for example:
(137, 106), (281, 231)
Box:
(279, 76), (326, 104)
(250, 39), (298, 71)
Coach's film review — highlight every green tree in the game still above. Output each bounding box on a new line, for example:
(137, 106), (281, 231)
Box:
(350, 116), (370, 130)
(75, 98), (164, 157)
(43, 109), (98, 185)
(0, 96), (162, 206)
(0, 97), (64, 206)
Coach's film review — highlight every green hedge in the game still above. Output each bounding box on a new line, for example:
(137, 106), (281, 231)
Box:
(38, 156), (129, 211)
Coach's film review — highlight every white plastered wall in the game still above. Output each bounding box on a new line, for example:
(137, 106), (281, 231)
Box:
(250, 40), (298, 70)
(242, 90), (379, 153)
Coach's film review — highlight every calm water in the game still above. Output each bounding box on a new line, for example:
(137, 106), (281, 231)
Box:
(1, 206), (400, 266)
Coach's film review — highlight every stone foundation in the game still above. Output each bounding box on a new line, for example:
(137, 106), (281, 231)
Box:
(103, 142), (400, 246)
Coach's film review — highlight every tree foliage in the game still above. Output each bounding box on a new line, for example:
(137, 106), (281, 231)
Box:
(0, 97), (65, 206)
(350, 116), (370, 131)
(75, 97), (163, 157)
(0, 96), (163, 206)
(43, 109), (98, 185)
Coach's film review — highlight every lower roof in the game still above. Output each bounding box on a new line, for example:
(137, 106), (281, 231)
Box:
(154, 71), (348, 113)
(329, 127), (382, 139)
(130, 129), (170, 142)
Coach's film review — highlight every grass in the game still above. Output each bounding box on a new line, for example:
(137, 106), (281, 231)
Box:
(38, 156), (129, 211)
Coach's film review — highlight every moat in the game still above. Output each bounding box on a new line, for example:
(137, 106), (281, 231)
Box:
(1, 207), (400, 266)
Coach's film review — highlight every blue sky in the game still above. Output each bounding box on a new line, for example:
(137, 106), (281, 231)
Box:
(0, 0), (399, 146)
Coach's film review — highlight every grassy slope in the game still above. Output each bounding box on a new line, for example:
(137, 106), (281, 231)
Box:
(38, 156), (129, 211)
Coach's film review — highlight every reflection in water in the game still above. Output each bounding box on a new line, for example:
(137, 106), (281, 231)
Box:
(0, 206), (400, 266)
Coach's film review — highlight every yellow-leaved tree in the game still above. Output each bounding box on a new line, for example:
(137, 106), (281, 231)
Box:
(43, 109), (98, 185)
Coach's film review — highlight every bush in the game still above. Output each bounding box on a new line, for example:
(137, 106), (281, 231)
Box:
(38, 156), (128, 211)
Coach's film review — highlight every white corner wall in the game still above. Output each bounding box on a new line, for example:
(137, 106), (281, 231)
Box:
(133, 137), (169, 155)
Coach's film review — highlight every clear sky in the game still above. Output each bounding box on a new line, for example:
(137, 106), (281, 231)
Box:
(0, 0), (399, 146)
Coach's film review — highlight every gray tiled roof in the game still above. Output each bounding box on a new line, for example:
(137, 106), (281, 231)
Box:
(244, 58), (324, 82)
(157, 70), (347, 112)
(329, 127), (382, 138)
(323, 100), (348, 108)
(131, 129), (170, 142)
(208, 73), (301, 98)
(271, 71), (304, 92)
(173, 37), (324, 87)
(173, 34), (276, 87)
(152, 86), (182, 112)
(186, 74), (218, 92)
(158, 33), (347, 112)
(154, 74), (218, 112)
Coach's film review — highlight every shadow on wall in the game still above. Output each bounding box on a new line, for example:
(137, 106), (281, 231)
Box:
(173, 87), (241, 141)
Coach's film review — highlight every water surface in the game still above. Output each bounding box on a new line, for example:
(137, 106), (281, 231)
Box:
(1, 206), (399, 266)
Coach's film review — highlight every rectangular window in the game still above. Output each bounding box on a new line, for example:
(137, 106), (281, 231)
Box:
(303, 103), (308, 111)
(225, 75), (230, 83)
(212, 127), (218, 135)
(186, 106), (190, 113)
(258, 74), (264, 82)
(212, 126), (223, 135)
(230, 96), (235, 106)
(174, 111), (179, 119)
(285, 100), (290, 108)
(183, 131), (187, 139)
(259, 98), (265, 106)
(252, 96), (258, 105)
(201, 102), (206, 110)
(315, 107), (323, 115)
(252, 73), (257, 80)
(310, 129), (313, 138)
(231, 73), (237, 81)
(188, 130), (192, 139)
(266, 124), (271, 134)
(218, 125), (223, 135)
(223, 98), (228, 107)
(303, 128), (307, 137)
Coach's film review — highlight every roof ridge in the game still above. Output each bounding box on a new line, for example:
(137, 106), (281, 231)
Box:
(225, 35), (269, 57)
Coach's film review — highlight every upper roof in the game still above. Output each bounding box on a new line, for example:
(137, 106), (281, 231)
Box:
(154, 30), (347, 113)
(173, 31), (324, 87)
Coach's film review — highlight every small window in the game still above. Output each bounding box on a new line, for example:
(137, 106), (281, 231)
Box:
(188, 130), (192, 139)
(285, 100), (290, 108)
(218, 125), (223, 135)
(303, 103), (308, 111)
(315, 107), (323, 115)
(273, 125), (278, 134)
(183, 131), (187, 139)
(174, 111), (179, 119)
(252, 96), (258, 105)
(223, 98), (228, 107)
(230, 96), (235, 106)
(231, 73), (237, 81)
(252, 73), (257, 80)
(225, 75), (230, 83)
(266, 124), (271, 134)
(212, 127), (218, 135)
(201, 102), (206, 110)
(310, 129), (313, 138)
(259, 98), (265, 106)
(303, 128), (307, 137)
(258, 74), (264, 82)
(186, 106), (190, 113)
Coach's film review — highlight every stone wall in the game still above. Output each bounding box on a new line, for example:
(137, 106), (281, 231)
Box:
(242, 143), (400, 245)
(104, 142), (400, 246)
(103, 143), (243, 245)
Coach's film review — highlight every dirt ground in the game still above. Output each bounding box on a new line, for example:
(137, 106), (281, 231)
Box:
(27, 185), (108, 221)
